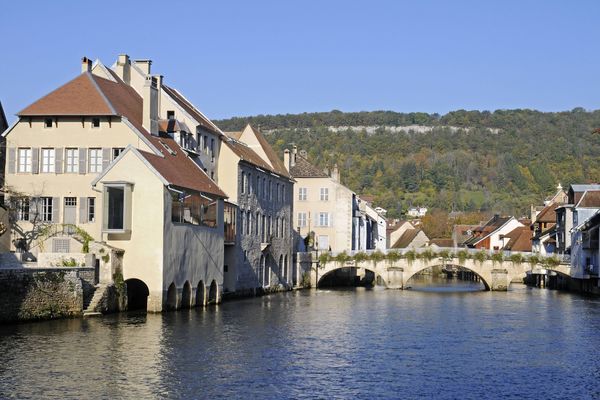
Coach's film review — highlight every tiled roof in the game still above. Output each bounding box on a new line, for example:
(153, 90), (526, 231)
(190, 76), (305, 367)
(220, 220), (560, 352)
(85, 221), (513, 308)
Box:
(430, 238), (454, 247)
(23, 69), (225, 197)
(502, 226), (532, 252)
(158, 119), (183, 133)
(536, 202), (561, 224)
(18, 73), (118, 116)
(290, 154), (329, 178)
(162, 85), (221, 135)
(392, 229), (422, 249)
(453, 224), (478, 245)
(247, 125), (291, 178)
(575, 190), (600, 208)
(223, 139), (275, 173)
(463, 216), (512, 246)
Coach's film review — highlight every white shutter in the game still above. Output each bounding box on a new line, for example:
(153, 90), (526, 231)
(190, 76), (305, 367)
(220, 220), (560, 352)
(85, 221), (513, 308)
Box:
(102, 148), (111, 171)
(55, 148), (63, 174)
(31, 148), (39, 174)
(52, 197), (60, 223)
(7, 148), (15, 174)
(78, 148), (86, 174)
(79, 197), (87, 223)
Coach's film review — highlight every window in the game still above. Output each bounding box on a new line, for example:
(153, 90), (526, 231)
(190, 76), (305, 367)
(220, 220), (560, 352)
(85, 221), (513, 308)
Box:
(112, 148), (124, 160)
(257, 177), (261, 197)
(275, 217), (280, 238)
(246, 211), (251, 235)
(298, 212), (307, 228)
(44, 118), (53, 128)
(276, 183), (280, 202)
(269, 180), (272, 201)
(263, 178), (267, 199)
(17, 198), (29, 221)
(167, 110), (175, 120)
(18, 148), (32, 173)
(88, 197), (95, 222)
(261, 214), (266, 242)
(89, 148), (102, 173)
(103, 185), (132, 232)
(92, 117), (100, 128)
(320, 187), (329, 201)
(248, 173), (253, 194)
(319, 212), (330, 227)
(255, 211), (260, 235)
(204, 135), (208, 154)
(41, 148), (55, 173)
(41, 197), (53, 222)
(65, 148), (78, 173)
(241, 172), (246, 194)
(170, 190), (217, 228)
(298, 187), (307, 201)
(210, 138), (215, 162)
(64, 197), (77, 206)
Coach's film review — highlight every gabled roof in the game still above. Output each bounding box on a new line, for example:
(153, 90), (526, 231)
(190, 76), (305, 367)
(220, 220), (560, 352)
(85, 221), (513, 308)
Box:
(247, 125), (291, 178)
(392, 229), (425, 249)
(18, 73), (118, 116)
(502, 226), (532, 252)
(463, 216), (515, 246)
(290, 154), (329, 178)
(536, 202), (562, 224)
(430, 238), (454, 247)
(223, 139), (276, 174)
(575, 190), (600, 208)
(162, 85), (222, 136)
(0, 101), (8, 133)
(28, 67), (226, 197)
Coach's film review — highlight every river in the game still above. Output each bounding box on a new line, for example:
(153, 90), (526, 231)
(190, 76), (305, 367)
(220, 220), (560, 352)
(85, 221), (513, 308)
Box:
(1, 279), (600, 399)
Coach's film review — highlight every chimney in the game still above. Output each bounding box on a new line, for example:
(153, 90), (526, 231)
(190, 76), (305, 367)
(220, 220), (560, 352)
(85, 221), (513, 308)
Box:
(135, 59), (152, 75)
(116, 54), (131, 84)
(284, 149), (291, 172)
(291, 145), (297, 167)
(332, 164), (340, 182)
(154, 75), (163, 116)
(81, 57), (92, 74)
(143, 76), (158, 135)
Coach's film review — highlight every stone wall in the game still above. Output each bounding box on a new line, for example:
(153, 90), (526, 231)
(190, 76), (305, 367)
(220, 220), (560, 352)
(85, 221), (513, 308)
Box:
(0, 267), (95, 323)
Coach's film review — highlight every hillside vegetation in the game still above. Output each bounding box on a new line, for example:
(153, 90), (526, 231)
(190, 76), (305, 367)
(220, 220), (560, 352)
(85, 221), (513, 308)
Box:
(216, 109), (600, 218)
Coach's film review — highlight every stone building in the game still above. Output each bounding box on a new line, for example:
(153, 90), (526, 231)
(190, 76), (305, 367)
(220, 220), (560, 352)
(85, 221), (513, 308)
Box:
(218, 125), (295, 292)
(3, 56), (227, 311)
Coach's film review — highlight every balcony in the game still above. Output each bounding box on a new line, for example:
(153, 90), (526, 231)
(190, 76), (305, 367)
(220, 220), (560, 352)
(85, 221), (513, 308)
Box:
(224, 203), (237, 245)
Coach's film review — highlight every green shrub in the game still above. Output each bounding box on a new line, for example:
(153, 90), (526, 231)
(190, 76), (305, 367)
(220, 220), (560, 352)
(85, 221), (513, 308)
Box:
(386, 250), (402, 262)
(353, 252), (368, 262)
(334, 252), (350, 263)
(371, 251), (385, 262)
(543, 256), (560, 268)
(318, 253), (331, 265)
(61, 257), (78, 267)
(418, 249), (436, 262)
(437, 249), (452, 260)
(457, 250), (470, 263)
(473, 251), (488, 263)
(510, 253), (524, 264)
(490, 252), (504, 264)
(528, 255), (540, 267)
(404, 250), (416, 263)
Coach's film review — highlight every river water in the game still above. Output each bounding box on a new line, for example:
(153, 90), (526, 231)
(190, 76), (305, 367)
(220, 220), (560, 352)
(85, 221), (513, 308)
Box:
(1, 279), (600, 399)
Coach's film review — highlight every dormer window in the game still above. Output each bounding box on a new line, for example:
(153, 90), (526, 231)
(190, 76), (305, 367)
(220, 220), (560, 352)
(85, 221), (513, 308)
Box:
(92, 117), (100, 128)
(44, 118), (53, 128)
(167, 110), (175, 120)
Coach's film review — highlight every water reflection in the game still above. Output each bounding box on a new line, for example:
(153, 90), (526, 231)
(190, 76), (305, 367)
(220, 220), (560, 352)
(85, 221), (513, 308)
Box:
(1, 287), (600, 399)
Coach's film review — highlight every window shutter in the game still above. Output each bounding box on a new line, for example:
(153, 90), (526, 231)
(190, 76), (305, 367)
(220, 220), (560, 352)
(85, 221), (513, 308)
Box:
(30, 197), (39, 221)
(79, 197), (87, 223)
(78, 148), (87, 174)
(55, 148), (63, 174)
(52, 197), (60, 223)
(7, 148), (15, 174)
(102, 148), (111, 171)
(31, 148), (39, 174)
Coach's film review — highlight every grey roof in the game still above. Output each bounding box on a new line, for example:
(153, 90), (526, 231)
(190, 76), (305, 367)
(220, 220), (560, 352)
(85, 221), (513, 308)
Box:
(570, 184), (600, 192)
(289, 155), (329, 178)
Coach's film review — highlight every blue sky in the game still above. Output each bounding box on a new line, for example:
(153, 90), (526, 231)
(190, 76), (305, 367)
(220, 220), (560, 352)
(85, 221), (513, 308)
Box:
(1, 0), (599, 123)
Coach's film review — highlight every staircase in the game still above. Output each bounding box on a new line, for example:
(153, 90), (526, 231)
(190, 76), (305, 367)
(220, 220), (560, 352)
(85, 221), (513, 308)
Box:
(83, 284), (108, 317)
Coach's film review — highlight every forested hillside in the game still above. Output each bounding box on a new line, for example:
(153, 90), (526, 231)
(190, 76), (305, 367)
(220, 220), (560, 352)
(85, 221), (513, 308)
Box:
(216, 109), (600, 218)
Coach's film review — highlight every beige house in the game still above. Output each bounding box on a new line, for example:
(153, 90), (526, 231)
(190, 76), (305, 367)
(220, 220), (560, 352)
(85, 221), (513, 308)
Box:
(286, 148), (362, 253)
(4, 57), (227, 312)
(218, 125), (295, 292)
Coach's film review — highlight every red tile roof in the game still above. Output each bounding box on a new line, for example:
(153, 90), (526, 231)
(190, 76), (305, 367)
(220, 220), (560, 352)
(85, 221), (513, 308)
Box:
(536, 202), (561, 224)
(19, 70), (225, 197)
(502, 226), (532, 252)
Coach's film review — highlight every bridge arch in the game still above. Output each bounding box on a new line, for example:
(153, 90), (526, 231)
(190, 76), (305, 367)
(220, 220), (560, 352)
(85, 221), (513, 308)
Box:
(196, 280), (206, 306)
(317, 266), (388, 288)
(403, 263), (490, 291)
(181, 281), (192, 309)
(125, 278), (149, 311)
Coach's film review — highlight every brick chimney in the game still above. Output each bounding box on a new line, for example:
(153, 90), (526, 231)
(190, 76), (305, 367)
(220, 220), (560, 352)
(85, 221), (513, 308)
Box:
(116, 54), (131, 84)
(143, 76), (158, 135)
(81, 57), (92, 74)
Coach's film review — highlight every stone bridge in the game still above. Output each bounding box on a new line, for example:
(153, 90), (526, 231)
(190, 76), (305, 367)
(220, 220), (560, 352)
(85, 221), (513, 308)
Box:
(304, 249), (571, 291)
